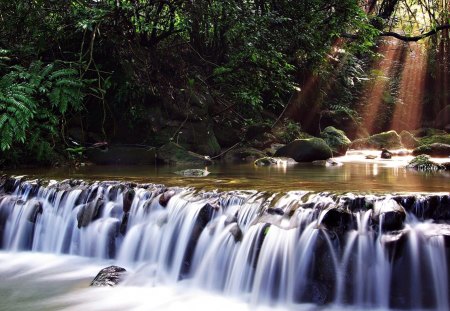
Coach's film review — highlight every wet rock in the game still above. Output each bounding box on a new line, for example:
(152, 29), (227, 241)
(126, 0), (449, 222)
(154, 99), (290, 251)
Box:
(274, 138), (333, 162)
(156, 142), (213, 165)
(90, 266), (127, 287)
(381, 148), (393, 159)
(174, 169), (210, 177)
(321, 208), (355, 232)
(224, 214), (238, 226)
(267, 207), (284, 216)
(320, 126), (351, 156)
(412, 143), (450, 157)
(77, 196), (104, 228)
(434, 105), (450, 129)
(312, 159), (341, 166)
(229, 223), (243, 242)
(372, 199), (406, 231)
(223, 146), (267, 163)
(159, 190), (176, 207)
(175, 121), (221, 156)
(26, 199), (43, 224)
(120, 212), (129, 235)
(122, 189), (135, 213)
(254, 157), (278, 166)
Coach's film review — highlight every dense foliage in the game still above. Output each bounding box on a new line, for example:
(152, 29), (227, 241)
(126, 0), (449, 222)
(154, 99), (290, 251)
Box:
(0, 0), (449, 165)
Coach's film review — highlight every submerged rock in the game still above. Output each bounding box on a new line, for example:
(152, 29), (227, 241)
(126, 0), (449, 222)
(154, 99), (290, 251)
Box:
(174, 168), (210, 177)
(274, 138), (333, 162)
(90, 266), (127, 287)
(320, 126), (351, 156)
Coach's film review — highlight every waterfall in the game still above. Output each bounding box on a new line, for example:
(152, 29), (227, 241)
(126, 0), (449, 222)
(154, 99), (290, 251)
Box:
(0, 176), (449, 309)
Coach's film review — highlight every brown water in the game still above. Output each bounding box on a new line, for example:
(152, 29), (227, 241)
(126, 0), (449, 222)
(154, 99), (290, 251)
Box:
(4, 152), (449, 193)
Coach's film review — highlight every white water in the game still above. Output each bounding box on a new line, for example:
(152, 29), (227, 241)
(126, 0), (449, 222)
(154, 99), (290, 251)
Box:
(0, 178), (449, 310)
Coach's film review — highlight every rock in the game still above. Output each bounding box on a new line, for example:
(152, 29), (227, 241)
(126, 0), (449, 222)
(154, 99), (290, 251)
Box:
(213, 122), (241, 148)
(365, 154), (377, 159)
(254, 157), (278, 166)
(223, 146), (267, 163)
(156, 142), (213, 165)
(85, 145), (157, 165)
(229, 223), (243, 242)
(406, 155), (445, 171)
(175, 121), (221, 156)
(434, 105), (450, 129)
(122, 189), (135, 213)
(159, 190), (176, 207)
(380, 148), (393, 159)
(119, 212), (129, 235)
(400, 130), (419, 149)
(267, 207), (284, 216)
(274, 138), (333, 162)
(26, 199), (43, 224)
(77, 196), (104, 228)
(264, 143), (285, 156)
(90, 266), (127, 287)
(245, 123), (271, 141)
(174, 169), (210, 177)
(320, 126), (351, 156)
(412, 143), (450, 157)
(418, 133), (450, 146)
(320, 208), (354, 233)
(372, 199), (406, 231)
(350, 130), (402, 149)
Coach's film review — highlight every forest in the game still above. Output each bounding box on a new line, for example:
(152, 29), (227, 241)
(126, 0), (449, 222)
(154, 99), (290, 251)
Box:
(1, 0), (449, 166)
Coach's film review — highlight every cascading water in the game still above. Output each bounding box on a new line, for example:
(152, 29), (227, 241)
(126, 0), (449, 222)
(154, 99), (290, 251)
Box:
(0, 176), (449, 310)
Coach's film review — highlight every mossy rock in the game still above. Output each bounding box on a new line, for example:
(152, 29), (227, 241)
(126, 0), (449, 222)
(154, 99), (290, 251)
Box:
(156, 142), (212, 165)
(254, 157), (278, 166)
(412, 143), (450, 158)
(407, 155), (445, 171)
(350, 130), (402, 149)
(320, 126), (351, 156)
(176, 122), (221, 156)
(223, 146), (267, 163)
(274, 138), (332, 162)
(400, 130), (419, 149)
(418, 134), (450, 146)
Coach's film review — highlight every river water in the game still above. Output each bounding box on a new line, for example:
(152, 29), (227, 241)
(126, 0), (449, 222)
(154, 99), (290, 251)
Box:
(1, 152), (449, 311)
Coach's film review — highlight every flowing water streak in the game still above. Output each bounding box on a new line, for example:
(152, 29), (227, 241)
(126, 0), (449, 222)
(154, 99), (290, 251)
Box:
(0, 178), (450, 310)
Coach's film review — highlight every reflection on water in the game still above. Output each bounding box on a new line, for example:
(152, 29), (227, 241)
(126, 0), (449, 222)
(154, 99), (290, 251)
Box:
(4, 154), (449, 193)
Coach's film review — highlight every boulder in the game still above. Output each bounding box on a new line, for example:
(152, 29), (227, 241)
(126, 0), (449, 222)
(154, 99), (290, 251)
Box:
(412, 143), (450, 157)
(159, 190), (176, 207)
(122, 189), (135, 213)
(26, 199), (43, 224)
(320, 126), (351, 156)
(223, 146), (267, 163)
(350, 130), (402, 149)
(406, 155), (445, 171)
(176, 121), (221, 156)
(400, 130), (419, 149)
(274, 138), (333, 162)
(90, 266), (127, 287)
(372, 199), (406, 231)
(156, 142), (213, 165)
(380, 148), (393, 159)
(213, 122), (241, 148)
(254, 157), (278, 166)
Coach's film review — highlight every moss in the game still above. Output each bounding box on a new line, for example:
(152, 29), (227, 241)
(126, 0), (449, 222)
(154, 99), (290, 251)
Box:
(350, 130), (402, 149)
(320, 126), (351, 156)
(418, 134), (450, 146)
(406, 155), (444, 171)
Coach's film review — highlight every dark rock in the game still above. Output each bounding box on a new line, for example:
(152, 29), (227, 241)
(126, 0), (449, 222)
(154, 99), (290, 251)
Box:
(120, 212), (129, 235)
(223, 146), (267, 163)
(156, 142), (213, 165)
(372, 199), (406, 231)
(381, 148), (393, 159)
(267, 207), (284, 216)
(320, 126), (351, 156)
(312, 159), (341, 166)
(176, 121), (221, 156)
(412, 143), (450, 157)
(213, 122), (241, 148)
(229, 223), (243, 242)
(321, 208), (355, 233)
(26, 199), (43, 224)
(77, 196), (104, 228)
(274, 138), (333, 162)
(90, 266), (127, 287)
(159, 190), (176, 207)
(434, 105), (450, 129)
(122, 189), (135, 213)
(245, 123), (271, 141)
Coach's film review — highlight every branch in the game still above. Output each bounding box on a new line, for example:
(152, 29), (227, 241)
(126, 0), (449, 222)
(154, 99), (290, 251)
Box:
(380, 24), (450, 41)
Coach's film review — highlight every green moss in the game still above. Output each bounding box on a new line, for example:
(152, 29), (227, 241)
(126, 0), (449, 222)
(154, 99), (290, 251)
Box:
(418, 134), (450, 146)
(407, 155), (444, 171)
(320, 126), (351, 156)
